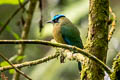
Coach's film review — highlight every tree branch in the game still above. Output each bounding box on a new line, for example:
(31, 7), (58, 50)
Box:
(0, 53), (32, 80)
(0, 40), (112, 75)
(0, 52), (60, 71)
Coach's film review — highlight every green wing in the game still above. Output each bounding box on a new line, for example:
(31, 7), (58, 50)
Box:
(61, 24), (83, 49)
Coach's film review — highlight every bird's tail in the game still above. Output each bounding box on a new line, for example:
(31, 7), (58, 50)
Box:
(78, 62), (82, 71)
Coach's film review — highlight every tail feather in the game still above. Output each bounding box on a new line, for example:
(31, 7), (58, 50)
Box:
(78, 62), (82, 71)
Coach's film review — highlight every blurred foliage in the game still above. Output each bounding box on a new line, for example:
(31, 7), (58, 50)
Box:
(9, 69), (15, 74)
(0, 61), (10, 67)
(0, 0), (119, 80)
(0, 22), (20, 39)
(0, 0), (24, 5)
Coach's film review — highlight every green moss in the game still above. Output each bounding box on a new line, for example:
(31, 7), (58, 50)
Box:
(80, 0), (109, 79)
(111, 57), (120, 80)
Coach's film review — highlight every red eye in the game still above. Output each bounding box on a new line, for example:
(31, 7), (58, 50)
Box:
(55, 19), (57, 22)
(53, 19), (58, 23)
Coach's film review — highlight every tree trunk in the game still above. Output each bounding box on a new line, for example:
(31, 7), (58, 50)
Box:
(81, 0), (109, 80)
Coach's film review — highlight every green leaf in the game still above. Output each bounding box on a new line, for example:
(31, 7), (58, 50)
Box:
(9, 69), (15, 74)
(10, 31), (21, 40)
(0, 0), (24, 5)
(16, 56), (25, 62)
(0, 61), (10, 67)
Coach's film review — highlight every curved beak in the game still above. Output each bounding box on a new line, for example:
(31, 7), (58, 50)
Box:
(47, 20), (53, 23)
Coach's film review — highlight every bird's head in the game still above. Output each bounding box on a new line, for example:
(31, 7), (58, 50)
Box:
(47, 14), (65, 24)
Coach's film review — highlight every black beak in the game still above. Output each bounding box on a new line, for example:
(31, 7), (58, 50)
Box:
(47, 20), (53, 23)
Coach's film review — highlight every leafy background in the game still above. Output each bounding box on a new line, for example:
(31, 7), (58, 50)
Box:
(0, 0), (119, 80)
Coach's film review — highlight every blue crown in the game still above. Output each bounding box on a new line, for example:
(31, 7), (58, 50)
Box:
(52, 15), (65, 21)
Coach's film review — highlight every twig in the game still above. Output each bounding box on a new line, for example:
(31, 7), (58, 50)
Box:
(18, 0), (26, 12)
(38, 0), (49, 32)
(0, 0), (29, 35)
(39, 0), (48, 32)
(108, 7), (116, 41)
(0, 40), (112, 75)
(39, 0), (43, 32)
(0, 53), (60, 71)
(0, 53), (32, 80)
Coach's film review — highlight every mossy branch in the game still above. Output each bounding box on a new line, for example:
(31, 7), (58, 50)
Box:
(0, 40), (112, 75)
(110, 52), (120, 80)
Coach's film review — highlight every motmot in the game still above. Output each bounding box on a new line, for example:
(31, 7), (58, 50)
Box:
(47, 14), (83, 71)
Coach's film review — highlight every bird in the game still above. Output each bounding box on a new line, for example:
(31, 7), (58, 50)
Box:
(47, 14), (83, 71)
